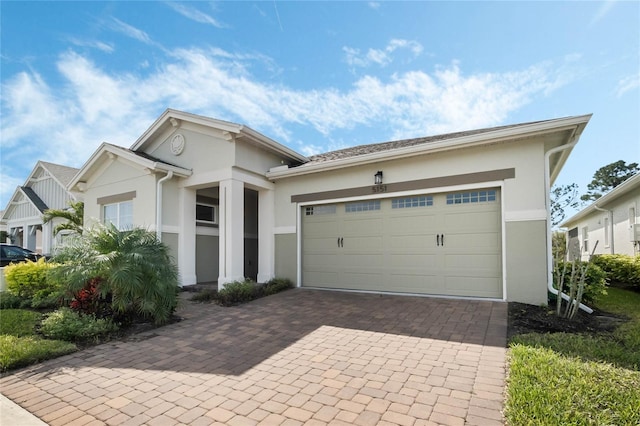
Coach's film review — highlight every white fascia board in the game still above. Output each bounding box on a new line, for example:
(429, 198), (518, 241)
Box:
(269, 114), (592, 180)
(130, 109), (243, 151)
(561, 172), (640, 227)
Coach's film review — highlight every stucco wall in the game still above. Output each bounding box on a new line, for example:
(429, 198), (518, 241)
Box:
(83, 159), (157, 228)
(275, 233), (297, 284)
(505, 220), (548, 305)
(196, 235), (219, 282)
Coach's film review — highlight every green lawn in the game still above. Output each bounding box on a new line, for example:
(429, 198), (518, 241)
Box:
(0, 309), (76, 372)
(505, 287), (640, 425)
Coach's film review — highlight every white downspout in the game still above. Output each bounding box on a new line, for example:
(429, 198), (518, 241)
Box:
(156, 171), (174, 241)
(593, 205), (613, 254)
(545, 137), (593, 314)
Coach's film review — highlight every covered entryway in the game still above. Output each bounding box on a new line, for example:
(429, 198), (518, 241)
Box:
(302, 188), (502, 298)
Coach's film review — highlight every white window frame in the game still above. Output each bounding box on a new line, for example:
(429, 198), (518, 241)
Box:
(582, 226), (589, 253)
(196, 202), (218, 225)
(103, 200), (133, 230)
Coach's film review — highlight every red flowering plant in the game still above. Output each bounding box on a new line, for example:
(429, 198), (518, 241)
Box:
(69, 277), (113, 319)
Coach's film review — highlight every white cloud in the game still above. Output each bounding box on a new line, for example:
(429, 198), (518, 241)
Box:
(590, 0), (617, 26)
(165, 3), (225, 28)
(68, 37), (114, 53)
(0, 48), (569, 206)
(368, 2), (381, 10)
(110, 18), (153, 44)
(344, 39), (423, 68)
(616, 74), (640, 97)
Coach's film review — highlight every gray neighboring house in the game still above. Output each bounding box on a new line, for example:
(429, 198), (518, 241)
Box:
(1, 161), (80, 255)
(69, 109), (592, 306)
(561, 172), (640, 260)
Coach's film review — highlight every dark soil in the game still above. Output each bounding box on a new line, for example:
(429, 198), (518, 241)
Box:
(508, 300), (628, 340)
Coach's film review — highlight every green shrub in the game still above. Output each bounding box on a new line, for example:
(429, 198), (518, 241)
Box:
(40, 307), (118, 342)
(4, 259), (64, 308)
(190, 288), (218, 302)
(554, 260), (608, 303)
(263, 278), (294, 296)
(51, 225), (179, 325)
(592, 254), (640, 289)
(217, 280), (257, 306)
(0, 292), (23, 309)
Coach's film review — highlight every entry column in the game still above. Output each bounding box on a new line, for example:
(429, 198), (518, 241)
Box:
(257, 188), (275, 283)
(218, 178), (245, 287)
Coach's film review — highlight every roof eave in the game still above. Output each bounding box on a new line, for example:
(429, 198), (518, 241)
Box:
(560, 173), (640, 227)
(268, 114), (592, 180)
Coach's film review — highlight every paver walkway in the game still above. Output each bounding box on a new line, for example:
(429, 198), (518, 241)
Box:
(0, 289), (507, 425)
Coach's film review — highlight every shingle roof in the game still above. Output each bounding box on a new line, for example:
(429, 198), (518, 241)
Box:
(40, 162), (80, 187)
(304, 120), (547, 165)
(20, 187), (48, 213)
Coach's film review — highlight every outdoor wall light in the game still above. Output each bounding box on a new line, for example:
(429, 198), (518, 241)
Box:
(375, 171), (383, 185)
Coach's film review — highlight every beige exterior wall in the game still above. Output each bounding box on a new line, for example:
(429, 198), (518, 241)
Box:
(162, 232), (179, 263)
(566, 190), (640, 258)
(505, 220), (548, 305)
(274, 140), (547, 228)
(275, 233), (297, 284)
(83, 159), (157, 228)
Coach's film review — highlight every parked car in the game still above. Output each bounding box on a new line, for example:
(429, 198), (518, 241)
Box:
(0, 244), (44, 267)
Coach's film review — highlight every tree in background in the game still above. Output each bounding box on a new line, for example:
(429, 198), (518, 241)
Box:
(580, 160), (639, 203)
(550, 183), (579, 227)
(43, 201), (84, 236)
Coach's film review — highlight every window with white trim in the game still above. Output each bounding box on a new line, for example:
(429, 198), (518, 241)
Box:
(604, 216), (610, 247)
(446, 190), (497, 205)
(345, 200), (381, 213)
(392, 196), (433, 209)
(196, 203), (218, 225)
(305, 205), (336, 216)
(582, 226), (589, 253)
(103, 201), (133, 230)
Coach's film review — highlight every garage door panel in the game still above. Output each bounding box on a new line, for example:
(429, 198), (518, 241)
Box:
(302, 187), (502, 299)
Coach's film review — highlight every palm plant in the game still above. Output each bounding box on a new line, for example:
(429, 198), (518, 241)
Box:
(52, 224), (179, 325)
(43, 200), (84, 236)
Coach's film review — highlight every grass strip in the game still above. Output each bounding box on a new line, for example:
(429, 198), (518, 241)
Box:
(0, 335), (76, 372)
(0, 309), (42, 337)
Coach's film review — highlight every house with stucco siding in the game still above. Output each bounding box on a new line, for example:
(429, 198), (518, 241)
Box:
(69, 109), (592, 306)
(561, 172), (640, 260)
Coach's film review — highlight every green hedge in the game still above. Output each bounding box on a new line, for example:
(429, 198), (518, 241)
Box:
(40, 308), (118, 342)
(3, 259), (64, 308)
(553, 261), (608, 303)
(592, 254), (640, 289)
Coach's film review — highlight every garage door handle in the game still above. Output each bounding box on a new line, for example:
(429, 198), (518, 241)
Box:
(441, 234), (445, 246)
(436, 234), (440, 246)
(337, 237), (340, 247)
(340, 237), (344, 248)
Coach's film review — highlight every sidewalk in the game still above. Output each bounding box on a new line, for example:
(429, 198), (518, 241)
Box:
(1, 393), (48, 425)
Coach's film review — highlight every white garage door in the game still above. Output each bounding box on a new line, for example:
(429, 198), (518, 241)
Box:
(302, 188), (502, 298)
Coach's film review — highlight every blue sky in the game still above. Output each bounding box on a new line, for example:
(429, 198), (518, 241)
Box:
(1, 1), (639, 217)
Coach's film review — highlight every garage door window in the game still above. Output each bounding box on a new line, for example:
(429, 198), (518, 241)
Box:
(446, 190), (496, 205)
(392, 196), (433, 209)
(305, 205), (337, 216)
(345, 200), (381, 213)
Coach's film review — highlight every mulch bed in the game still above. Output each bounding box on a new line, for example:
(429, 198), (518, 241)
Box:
(508, 300), (628, 340)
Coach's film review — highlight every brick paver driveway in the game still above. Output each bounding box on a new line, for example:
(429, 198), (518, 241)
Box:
(0, 289), (507, 425)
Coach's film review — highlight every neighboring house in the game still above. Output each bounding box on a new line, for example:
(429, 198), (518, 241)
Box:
(1, 161), (80, 255)
(69, 109), (591, 306)
(0, 211), (6, 242)
(561, 172), (640, 260)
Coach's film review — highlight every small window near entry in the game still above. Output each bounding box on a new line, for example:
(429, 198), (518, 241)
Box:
(103, 200), (133, 230)
(582, 226), (589, 253)
(345, 200), (381, 213)
(196, 203), (217, 225)
(604, 217), (610, 247)
(392, 196), (433, 209)
(446, 190), (497, 205)
(305, 205), (336, 216)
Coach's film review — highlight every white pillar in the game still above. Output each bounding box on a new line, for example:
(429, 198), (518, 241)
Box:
(257, 189), (275, 283)
(42, 222), (52, 255)
(218, 179), (245, 287)
(178, 187), (197, 286)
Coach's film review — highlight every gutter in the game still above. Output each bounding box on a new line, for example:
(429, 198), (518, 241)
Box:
(156, 171), (173, 241)
(544, 138), (593, 314)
